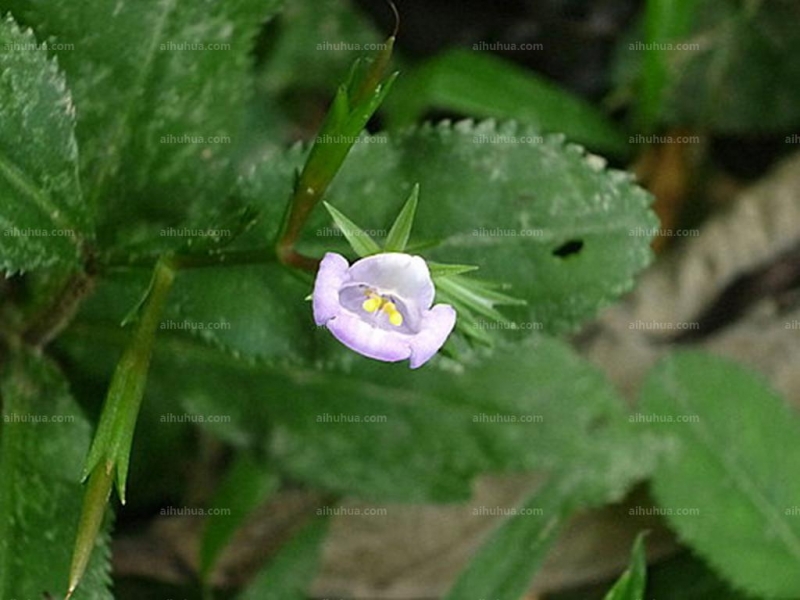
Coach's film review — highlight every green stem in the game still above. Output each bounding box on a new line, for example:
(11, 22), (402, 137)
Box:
(68, 256), (176, 597)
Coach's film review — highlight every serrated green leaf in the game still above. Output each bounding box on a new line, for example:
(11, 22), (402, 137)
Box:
(3, 0), (284, 249)
(322, 201), (381, 257)
(60, 322), (656, 503)
(639, 351), (800, 598)
(238, 517), (330, 600)
(0, 349), (112, 599)
(604, 532), (648, 600)
(238, 120), (657, 337)
(201, 453), (279, 581)
(384, 49), (628, 155)
(383, 183), (419, 252)
(0, 14), (90, 273)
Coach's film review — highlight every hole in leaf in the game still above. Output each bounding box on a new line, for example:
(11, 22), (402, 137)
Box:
(552, 239), (584, 258)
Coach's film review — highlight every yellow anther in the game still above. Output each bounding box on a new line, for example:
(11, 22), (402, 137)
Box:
(362, 296), (382, 313)
(382, 302), (404, 326)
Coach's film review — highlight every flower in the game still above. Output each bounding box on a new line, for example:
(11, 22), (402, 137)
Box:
(313, 252), (457, 368)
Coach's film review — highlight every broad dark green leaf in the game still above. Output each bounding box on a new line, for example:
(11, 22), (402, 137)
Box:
(639, 351), (800, 598)
(239, 517), (329, 600)
(383, 49), (628, 155)
(0, 14), (89, 273)
(0, 349), (112, 599)
(3, 0), (284, 248)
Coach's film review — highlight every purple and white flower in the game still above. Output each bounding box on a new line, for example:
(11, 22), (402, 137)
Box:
(313, 252), (456, 368)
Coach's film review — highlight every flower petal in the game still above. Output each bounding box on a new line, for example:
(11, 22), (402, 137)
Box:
(312, 252), (351, 325)
(408, 304), (457, 368)
(326, 312), (412, 363)
(348, 253), (435, 309)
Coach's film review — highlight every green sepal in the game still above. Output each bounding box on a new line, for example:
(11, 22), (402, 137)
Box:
(384, 183), (420, 252)
(322, 201), (382, 257)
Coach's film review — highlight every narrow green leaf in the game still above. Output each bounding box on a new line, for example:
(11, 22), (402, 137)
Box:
(444, 476), (571, 600)
(604, 532), (648, 600)
(238, 517), (330, 600)
(322, 201), (381, 257)
(200, 453), (279, 581)
(0, 349), (112, 600)
(637, 0), (696, 131)
(384, 49), (628, 155)
(383, 183), (419, 252)
(0, 14), (90, 273)
(639, 351), (800, 598)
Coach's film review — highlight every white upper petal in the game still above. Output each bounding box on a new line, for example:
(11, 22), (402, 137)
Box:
(347, 253), (435, 309)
